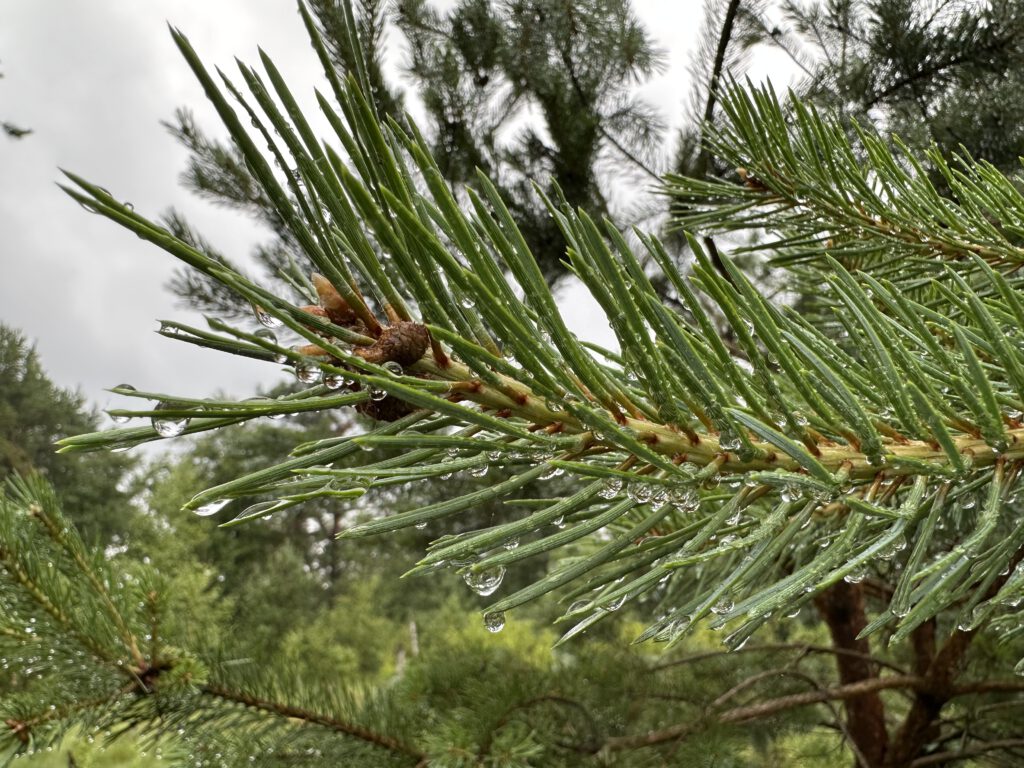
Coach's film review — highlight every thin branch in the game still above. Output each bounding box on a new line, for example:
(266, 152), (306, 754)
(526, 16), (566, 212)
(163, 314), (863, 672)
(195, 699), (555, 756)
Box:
(603, 675), (923, 751)
(201, 684), (424, 761)
(650, 642), (909, 677)
(910, 738), (1024, 767)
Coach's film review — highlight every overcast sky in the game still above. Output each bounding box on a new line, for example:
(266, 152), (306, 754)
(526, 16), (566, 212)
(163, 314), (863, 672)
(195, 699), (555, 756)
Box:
(0, 1), (789, 436)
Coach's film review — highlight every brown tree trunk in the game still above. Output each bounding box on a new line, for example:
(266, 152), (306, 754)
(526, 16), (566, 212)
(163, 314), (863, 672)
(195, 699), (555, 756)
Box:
(815, 581), (889, 766)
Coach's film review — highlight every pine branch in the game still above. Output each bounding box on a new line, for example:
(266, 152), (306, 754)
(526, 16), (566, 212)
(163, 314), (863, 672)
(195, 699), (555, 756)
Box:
(603, 674), (924, 752)
(200, 683), (423, 761)
(666, 81), (1024, 280)
(52, 9), (1024, 665)
(0, 476), (423, 764)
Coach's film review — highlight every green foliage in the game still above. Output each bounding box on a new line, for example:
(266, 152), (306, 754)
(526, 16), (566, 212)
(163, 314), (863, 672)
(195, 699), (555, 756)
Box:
(0, 325), (134, 543)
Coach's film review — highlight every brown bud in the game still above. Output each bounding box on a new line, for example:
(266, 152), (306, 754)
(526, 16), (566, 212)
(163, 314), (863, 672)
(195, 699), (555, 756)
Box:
(355, 321), (429, 367)
(311, 273), (358, 325)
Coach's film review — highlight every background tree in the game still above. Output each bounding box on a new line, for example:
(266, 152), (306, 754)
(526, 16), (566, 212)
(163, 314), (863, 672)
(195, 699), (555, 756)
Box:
(0, 325), (133, 543)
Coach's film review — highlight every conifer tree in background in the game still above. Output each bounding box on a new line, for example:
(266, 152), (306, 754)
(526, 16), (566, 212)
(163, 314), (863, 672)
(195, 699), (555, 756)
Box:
(0, 325), (133, 543)
(164, 0), (668, 318)
(24, 0), (1024, 762)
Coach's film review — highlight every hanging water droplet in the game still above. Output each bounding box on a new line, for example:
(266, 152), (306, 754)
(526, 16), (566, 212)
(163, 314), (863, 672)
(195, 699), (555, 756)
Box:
(253, 328), (277, 344)
(711, 597), (735, 615)
(488, 450), (502, 461)
(252, 303), (282, 329)
(295, 363), (322, 384)
(540, 465), (561, 480)
(152, 403), (189, 437)
(719, 431), (740, 451)
(844, 565), (868, 584)
(669, 486), (700, 513)
(551, 515), (565, 528)
(234, 500), (279, 522)
(470, 465), (489, 478)
(108, 411), (130, 425)
(460, 296), (475, 309)
(194, 499), (231, 518)
(324, 373), (346, 390)
(265, 412), (286, 421)
(726, 509), (742, 526)
(724, 630), (750, 651)
(369, 387), (387, 401)
(415, 521), (427, 530)
(599, 478), (623, 499)
(382, 361), (403, 376)
(794, 412), (810, 426)
(483, 611), (505, 633)
(503, 536), (519, 551)
(463, 566), (506, 596)
(627, 483), (653, 503)
(601, 596), (626, 612)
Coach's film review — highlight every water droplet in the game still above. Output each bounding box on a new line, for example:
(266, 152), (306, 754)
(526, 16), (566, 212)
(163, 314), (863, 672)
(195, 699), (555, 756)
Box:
(415, 521), (427, 530)
(483, 611), (505, 633)
(369, 387), (387, 401)
(470, 465), (489, 478)
(124, 201), (134, 212)
(503, 536), (519, 550)
(460, 296), (475, 309)
(252, 303), (282, 329)
(551, 515), (565, 528)
(540, 465), (563, 480)
(844, 565), (868, 584)
(719, 431), (741, 451)
(599, 478), (623, 499)
(724, 630), (750, 651)
(626, 483), (653, 503)
(265, 412), (286, 421)
(670, 486), (700, 513)
(463, 566), (506, 596)
(295, 363), (322, 384)
(568, 600), (591, 613)
(234, 501), (279, 522)
(152, 403), (189, 437)
(324, 373), (347, 390)
(711, 597), (735, 615)
(108, 411), (130, 425)
(602, 596), (626, 612)
(195, 499), (231, 517)
(254, 328), (277, 344)
(382, 361), (403, 376)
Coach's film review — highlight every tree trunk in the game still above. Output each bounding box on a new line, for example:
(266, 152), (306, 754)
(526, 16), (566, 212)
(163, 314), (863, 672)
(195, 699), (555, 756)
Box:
(815, 581), (889, 767)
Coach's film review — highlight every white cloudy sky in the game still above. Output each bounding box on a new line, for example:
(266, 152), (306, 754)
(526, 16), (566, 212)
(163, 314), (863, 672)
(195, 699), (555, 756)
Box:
(0, 1), (791, 429)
